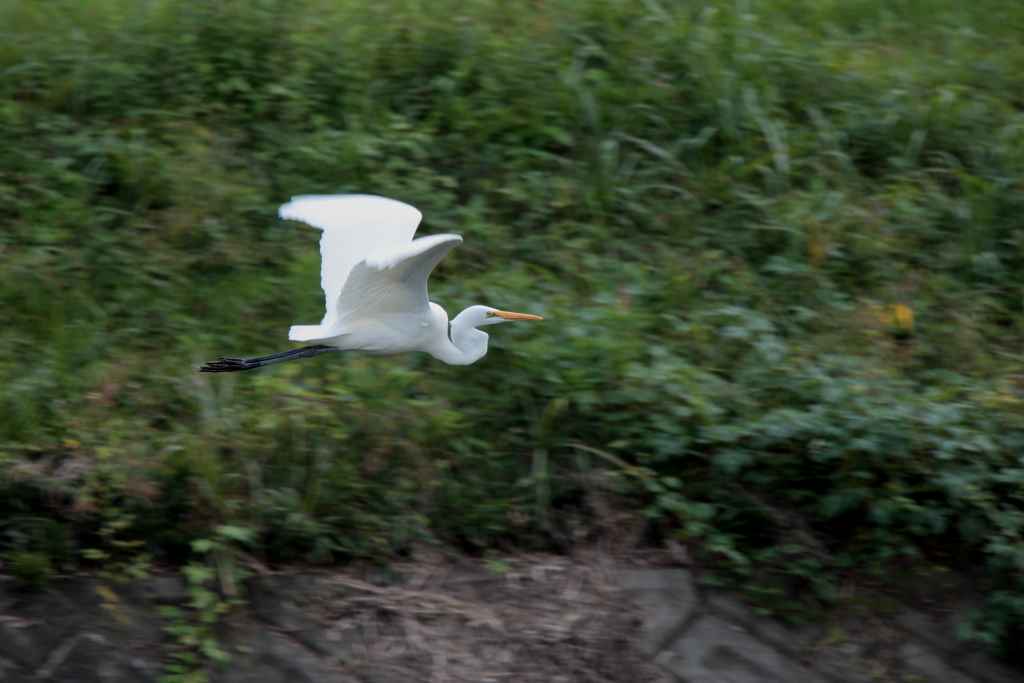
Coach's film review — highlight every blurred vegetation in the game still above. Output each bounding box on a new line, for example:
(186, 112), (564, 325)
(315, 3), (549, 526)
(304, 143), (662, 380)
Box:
(2, 0), (1024, 660)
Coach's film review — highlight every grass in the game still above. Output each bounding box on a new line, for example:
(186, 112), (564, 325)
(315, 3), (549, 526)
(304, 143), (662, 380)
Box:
(2, 0), (1024, 659)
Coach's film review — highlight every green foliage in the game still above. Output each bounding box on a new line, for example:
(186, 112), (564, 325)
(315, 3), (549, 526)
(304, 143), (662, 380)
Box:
(959, 585), (1024, 661)
(7, 550), (55, 588)
(2, 0), (1024, 657)
(157, 561), (239, 683)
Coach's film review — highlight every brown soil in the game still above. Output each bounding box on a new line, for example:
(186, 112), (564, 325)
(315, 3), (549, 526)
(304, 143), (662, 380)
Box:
(259, 541), (1011, 683)
(304, 545), (677, 683)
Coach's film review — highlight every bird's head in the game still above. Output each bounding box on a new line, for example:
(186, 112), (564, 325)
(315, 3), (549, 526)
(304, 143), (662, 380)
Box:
(457, 305), (543, 327)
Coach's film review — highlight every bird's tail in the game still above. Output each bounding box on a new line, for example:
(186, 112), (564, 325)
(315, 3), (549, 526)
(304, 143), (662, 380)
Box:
(288, 324), (331, 342)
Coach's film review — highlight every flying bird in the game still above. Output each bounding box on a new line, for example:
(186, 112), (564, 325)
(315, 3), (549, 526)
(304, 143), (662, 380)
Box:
(199, 195), (542, 372)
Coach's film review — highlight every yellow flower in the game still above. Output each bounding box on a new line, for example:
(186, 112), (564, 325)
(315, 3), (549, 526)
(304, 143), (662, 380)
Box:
(879, 303), (914, 336)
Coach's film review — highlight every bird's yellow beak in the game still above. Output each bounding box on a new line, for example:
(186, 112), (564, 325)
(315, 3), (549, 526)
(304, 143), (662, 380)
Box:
(496, 311), (543, 321)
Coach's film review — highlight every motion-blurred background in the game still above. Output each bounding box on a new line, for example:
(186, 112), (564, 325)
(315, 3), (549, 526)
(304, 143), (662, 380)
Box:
(2, 0), (1024, 662)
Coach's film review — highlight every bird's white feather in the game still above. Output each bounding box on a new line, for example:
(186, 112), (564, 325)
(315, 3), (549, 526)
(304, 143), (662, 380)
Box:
(288, 324), (334, 342)
(279, 195), (423, 325)
(333, 233), (463, 327)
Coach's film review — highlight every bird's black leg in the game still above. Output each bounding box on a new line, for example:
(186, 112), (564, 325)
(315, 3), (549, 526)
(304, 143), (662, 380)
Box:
(198, 345), (342, 372)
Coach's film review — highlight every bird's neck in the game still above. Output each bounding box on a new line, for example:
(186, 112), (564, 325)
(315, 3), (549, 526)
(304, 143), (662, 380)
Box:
(431, 308), (489, 366)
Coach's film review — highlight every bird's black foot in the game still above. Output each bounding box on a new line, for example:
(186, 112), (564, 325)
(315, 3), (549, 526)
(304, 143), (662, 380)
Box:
(197, 345), (342, 373)
(198, 357), (258, 373)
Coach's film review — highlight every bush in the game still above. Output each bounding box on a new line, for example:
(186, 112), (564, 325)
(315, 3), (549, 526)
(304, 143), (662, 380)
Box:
(2, 0), (1024, 656)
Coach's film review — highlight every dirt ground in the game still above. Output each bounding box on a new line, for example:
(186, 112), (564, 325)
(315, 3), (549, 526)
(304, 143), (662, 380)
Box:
(267, 541), (1013, 683)
(295, 544), (677, 683)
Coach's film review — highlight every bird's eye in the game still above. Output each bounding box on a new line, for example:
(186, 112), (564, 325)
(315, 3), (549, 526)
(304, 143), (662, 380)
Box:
(485, 311), (497, 317)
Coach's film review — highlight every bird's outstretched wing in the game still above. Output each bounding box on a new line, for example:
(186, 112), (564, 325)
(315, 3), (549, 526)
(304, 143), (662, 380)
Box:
(279, 195), (423, 325)
(333, 233), (463, 327)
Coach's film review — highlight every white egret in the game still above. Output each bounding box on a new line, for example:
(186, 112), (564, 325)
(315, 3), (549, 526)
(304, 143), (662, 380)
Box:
(199, 194), (542, 373)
